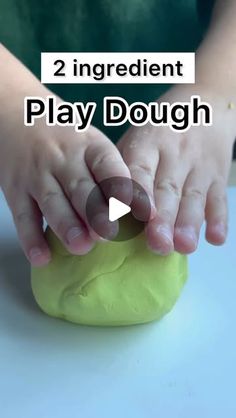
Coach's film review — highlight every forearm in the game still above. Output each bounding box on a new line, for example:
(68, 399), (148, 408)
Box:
(196, 0), (236, 97)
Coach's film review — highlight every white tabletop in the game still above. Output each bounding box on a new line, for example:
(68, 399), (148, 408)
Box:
(0, 189), (235, 418)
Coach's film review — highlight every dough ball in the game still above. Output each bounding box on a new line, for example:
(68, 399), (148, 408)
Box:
(31, 227), (187, 326)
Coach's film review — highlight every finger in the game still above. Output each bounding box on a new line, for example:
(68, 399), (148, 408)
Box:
(7, 193), (51, 266)
(205, 180), (228, 245)
(174, 170), (209, 254)
(120, 136), (159, 217)
(33, 174), (94, 255)
(146, 152), (185, 255)
(85, 137), (132, 205)
(59, 162), (119, 241)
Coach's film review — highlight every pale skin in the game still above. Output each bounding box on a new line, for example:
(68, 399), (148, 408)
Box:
(0, 0), (235, 266)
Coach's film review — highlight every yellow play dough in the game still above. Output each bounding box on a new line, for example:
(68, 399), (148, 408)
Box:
(31, 226), (188, 326)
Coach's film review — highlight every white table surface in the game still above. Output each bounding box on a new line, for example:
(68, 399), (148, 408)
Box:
(0, 189), (235, 418)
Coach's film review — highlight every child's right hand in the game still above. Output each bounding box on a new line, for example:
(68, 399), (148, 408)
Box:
(0, 93), (130, 266)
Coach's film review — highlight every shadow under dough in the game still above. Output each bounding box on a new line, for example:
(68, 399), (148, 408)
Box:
(0, 244), (38, 313)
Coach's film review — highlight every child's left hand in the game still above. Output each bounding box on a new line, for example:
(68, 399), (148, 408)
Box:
(117, 85), (236, 255)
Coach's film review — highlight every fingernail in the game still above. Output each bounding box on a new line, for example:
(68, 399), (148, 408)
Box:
(156, 224), (172, 243)
(67, 227), (84, 244)
(176, 226), (197, 243)
(151, 248), (169, 256)
(29, 247), (51, 266)
(29, 247), (43, 261)
(147, 243), (172, 256)
(91, 213), (119, 241)
(213, 223), (227, 237)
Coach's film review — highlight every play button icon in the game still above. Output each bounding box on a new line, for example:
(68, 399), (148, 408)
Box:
(109, 197), (131, 222)
(86, 176), (151, 241)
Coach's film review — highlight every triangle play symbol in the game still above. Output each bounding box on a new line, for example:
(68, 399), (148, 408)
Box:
(109, 197), (131, 222)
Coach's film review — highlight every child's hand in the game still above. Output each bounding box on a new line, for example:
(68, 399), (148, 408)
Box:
(0, 46), (131, 266)
(117, 85), (236, 255)
(0, 105), (130, 266)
